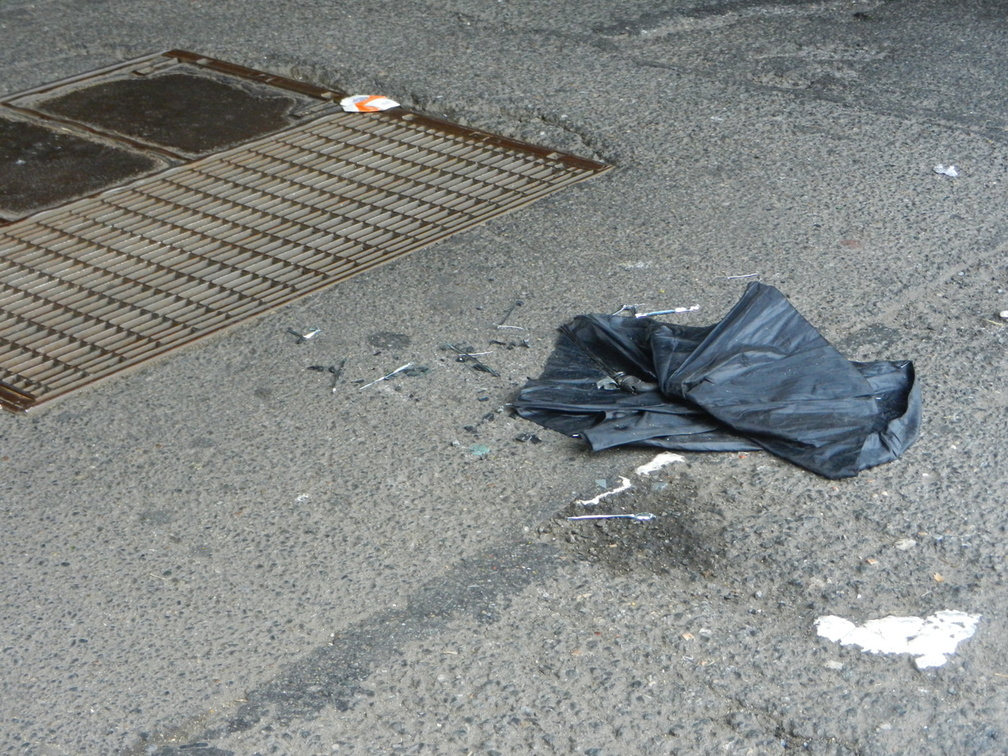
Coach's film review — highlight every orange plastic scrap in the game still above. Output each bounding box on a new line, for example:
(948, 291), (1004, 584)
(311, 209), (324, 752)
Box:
(340, 95), (399, 112)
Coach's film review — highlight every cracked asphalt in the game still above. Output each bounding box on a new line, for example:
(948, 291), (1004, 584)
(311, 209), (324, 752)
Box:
(2, 1), (1007, 754)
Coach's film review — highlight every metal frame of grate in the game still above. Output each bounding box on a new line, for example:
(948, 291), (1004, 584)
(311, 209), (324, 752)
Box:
(0, 51), (610, 412)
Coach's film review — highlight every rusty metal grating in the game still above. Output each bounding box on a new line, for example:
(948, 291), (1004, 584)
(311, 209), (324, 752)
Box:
(0, 51), (609, 411)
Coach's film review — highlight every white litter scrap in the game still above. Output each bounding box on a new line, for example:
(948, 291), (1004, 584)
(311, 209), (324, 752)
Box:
(815, 611), (981, 669)
(340, 95), (400, 112)
(576, 476), (632, 506)
(634, 452), (686, 476)
(933, 164), (959, 177)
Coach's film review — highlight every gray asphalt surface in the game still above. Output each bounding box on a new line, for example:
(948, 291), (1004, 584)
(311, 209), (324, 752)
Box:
(2, 1), (1007, 754)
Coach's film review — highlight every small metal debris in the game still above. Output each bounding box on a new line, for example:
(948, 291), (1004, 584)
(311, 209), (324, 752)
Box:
(496, 299), (524, 327)
(307, 358), (346, 392)
(567, 512), (657, 522)
(636, 305), (700, 318)
(612, 304), (643, 316)
(726, 273), (759, 280)
(560, 324), (654, 394)
(515, 432), (542, 444)
(489, 339), (531, 349)
(612, 304), (699, 318)
(359, 362), (413, 390)
(443, 343), (500, 377)
(287, 327), (320, 344)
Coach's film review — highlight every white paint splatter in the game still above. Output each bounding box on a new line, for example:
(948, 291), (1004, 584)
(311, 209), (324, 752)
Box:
(576, 476), (632, 506)
(634, 452), (686, 477)
(815, 611), (981, 669)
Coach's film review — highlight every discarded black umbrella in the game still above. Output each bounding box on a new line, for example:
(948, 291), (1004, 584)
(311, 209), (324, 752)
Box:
(512, 283), (921, 479)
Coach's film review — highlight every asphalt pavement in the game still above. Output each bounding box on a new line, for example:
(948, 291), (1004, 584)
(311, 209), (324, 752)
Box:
(1, 1), (1007, 754)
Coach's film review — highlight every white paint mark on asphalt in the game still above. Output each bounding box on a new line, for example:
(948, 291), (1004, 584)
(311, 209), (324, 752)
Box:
(634, 452), (686, 476)
(815, 610), (981, 669)
(576, 476), (632, 506)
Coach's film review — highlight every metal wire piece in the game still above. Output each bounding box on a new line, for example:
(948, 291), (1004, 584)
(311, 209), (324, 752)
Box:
(566, 512), (657, 522)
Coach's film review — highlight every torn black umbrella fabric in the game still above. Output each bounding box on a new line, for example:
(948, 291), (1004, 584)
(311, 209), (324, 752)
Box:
(513, 283), (921, 479)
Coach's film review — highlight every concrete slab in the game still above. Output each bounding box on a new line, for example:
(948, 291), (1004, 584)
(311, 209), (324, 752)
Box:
(1, 1), (1006, 753)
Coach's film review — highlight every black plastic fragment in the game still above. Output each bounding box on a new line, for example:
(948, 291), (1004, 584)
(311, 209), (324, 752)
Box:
(513, 283), (921, 479)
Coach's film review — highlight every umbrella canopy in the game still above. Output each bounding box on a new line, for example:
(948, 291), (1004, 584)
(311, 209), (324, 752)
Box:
(513, 283), (920, 479)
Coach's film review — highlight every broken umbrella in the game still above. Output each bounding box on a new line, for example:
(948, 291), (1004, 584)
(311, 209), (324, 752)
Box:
(512, 283), (921, 479)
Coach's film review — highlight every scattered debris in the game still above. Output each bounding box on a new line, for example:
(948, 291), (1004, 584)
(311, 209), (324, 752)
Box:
(307, 358), (346, 392)
(340, 95), (400, 112)
(576, 476), (632, 506)
(496, 299), (524, 327)
(635, 452), (685, 476)
(726, 273), (759, 280)
(469, 444), (491, 457)
(514, 283), (921, 479)
(287, 327), (320, 344)
(359, 362), (413, 390)
(933, 164), (959, 178)
(461, 408), (500, 438)
(567, 512), (656, 522)
(489, 338), (531, 349)
(515, 433), (542, 444)
(444, 343), (500, 377)
(815, 611), (981, 670)
(894, 538), (917, 551)
(1000, 310), (1008, 320)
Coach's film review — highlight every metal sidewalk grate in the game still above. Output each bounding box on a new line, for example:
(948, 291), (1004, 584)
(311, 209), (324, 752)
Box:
(0, 51), (610, 412)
